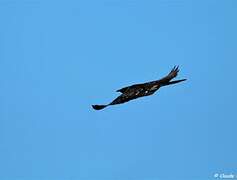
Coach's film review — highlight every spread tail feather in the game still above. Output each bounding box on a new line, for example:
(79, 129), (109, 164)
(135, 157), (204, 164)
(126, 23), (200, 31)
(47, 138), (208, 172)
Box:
(163, 79), (187, 86)
(92, 104), (108, 110)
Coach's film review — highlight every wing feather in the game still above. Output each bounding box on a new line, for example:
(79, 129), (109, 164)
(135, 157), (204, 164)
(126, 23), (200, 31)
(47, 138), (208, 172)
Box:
(158, 65), (180, 83)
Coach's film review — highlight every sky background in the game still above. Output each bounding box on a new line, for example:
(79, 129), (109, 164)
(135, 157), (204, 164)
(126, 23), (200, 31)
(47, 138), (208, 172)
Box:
(1, 0), (237, 180)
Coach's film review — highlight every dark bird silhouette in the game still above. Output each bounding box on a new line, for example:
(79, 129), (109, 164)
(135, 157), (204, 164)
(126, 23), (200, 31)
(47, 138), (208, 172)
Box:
(92, 66), (186, 110)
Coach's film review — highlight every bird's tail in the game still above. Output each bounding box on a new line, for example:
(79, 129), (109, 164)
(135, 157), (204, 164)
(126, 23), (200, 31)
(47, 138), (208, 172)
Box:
(92, 104), (108, 110)
(163, 79), (187, 86)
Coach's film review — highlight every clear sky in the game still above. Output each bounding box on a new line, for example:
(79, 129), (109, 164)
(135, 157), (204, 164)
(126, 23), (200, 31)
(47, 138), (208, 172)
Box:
(1, 0), (237, 180)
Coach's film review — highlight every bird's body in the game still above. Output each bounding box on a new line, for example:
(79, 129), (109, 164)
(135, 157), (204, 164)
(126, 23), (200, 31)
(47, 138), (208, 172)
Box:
(92, 66), (186, 110)
(111, 83), (160, 105)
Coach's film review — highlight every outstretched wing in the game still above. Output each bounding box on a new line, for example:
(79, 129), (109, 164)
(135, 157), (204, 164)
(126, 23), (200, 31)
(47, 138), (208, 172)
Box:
(158, 65), (180, 83)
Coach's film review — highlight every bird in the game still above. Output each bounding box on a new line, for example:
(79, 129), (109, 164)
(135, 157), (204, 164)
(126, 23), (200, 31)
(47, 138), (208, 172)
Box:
(92, 66), (186, 110)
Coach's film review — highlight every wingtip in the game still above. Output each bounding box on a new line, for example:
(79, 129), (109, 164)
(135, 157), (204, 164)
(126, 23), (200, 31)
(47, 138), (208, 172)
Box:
(175, 65), (179, 71)
(92, 105), (107, 110)
(171, 65), (179, 71)
(180, 78), (187, 82)
(171, 65), (180, 73)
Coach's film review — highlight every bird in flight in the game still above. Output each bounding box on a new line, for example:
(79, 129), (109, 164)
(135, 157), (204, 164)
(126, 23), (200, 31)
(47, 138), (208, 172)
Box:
(92, 66), (186, 110)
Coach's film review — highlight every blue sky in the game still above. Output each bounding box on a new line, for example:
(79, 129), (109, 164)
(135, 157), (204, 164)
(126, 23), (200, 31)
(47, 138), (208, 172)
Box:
(0, 0), (237, 179)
